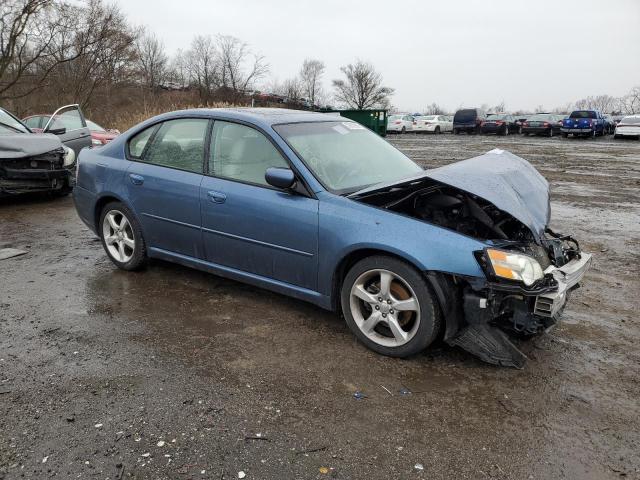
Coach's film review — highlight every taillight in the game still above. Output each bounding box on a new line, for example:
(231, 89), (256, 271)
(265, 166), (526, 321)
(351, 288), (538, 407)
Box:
(480, 121), (486, 126)
(495, 121), (504, 125)
(395, 120), (401, 124)
(543, 122), (550, 127)
(523, 122), (529, 127)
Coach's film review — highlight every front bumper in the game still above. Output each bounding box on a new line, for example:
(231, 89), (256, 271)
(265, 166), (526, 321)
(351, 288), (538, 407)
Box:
(533, 252), (592, 318)
(0, 167), (73, 195)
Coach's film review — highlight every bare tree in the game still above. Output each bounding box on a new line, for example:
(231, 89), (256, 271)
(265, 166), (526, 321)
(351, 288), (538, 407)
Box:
(135, 29), (167, 90)
(217, 34), (268, 96)
(424, 102), (445, 115)
(490, 101), (506, 113)
(282, 78), (303, 103)
(619, 86), (640, 114)
(332, 60), (393, 110)
(186, 35), (219, 102)
(299, 58), (324, 106)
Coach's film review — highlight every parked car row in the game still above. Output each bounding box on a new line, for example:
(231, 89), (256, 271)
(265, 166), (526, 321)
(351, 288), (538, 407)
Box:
(387, 114), (454, 134)
(389, 108), (639, 140)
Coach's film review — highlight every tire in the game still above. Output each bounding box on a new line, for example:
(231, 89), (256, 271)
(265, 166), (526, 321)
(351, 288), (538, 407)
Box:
(591, 129), (596, 139)
(435, 126), (441, 134)
(401, 126), (406, 134)
(562, 132), (568, 138)
(522, 132), (529, 136)
(340, 256), (441, 358)
(99, 201), (147, 271)
(548, 128), (554, 137)
(613, 134), (620, 139)
(454, 128), (459, 135)
(503, 126), (509, 136)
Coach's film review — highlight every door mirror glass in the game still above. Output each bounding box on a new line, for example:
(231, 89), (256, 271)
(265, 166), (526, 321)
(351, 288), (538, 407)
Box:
(265, 167), (295, 190)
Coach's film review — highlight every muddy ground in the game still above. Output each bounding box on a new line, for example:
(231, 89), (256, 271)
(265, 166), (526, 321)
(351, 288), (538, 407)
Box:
(1, 133), (639, 479)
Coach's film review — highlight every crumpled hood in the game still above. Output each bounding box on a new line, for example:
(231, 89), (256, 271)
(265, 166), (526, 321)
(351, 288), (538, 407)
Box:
(0, 133), (64, 159)
(350, 149), (551, 241)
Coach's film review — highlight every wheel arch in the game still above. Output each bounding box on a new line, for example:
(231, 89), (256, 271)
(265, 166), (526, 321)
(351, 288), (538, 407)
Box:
(93, 193), (133, 233)
(330, 248), (463, 339)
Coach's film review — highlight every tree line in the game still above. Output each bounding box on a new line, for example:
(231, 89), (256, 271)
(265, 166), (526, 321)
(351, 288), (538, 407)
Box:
(1, 0), (394, 129)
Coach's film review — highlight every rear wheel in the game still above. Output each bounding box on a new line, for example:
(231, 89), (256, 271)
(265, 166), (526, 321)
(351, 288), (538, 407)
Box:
(454, 128), (459, 135)
(548, 127), (554, 137)
(341, 256), (440, 358)
(562, 132), (568, 138)
(401, 126), (406, 134)
(435, 126), (441, 134)
(99, 202), (147, 271)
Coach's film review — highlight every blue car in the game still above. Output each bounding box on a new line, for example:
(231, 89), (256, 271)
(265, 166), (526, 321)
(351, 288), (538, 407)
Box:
(73, 108), (591, 367)
(561, 110), (606, 138)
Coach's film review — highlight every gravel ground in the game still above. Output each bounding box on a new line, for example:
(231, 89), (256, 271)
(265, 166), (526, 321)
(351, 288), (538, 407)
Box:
(1, 133), (639, 479)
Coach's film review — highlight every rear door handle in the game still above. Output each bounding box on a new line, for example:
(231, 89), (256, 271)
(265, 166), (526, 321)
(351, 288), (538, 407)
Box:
(129, 173), (144, 185)
(207, 190), (226, 204)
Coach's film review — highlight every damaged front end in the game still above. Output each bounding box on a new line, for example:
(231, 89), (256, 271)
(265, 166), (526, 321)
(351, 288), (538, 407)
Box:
(350, 149), (592, 368)
(0, 134), (74, 195)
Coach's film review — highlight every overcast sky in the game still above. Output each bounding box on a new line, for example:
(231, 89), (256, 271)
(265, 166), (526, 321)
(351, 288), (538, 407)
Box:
(117, 0), (640, 112)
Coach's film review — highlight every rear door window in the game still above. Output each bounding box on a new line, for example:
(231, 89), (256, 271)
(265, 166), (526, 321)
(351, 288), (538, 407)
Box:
(143, 118), (209, 173)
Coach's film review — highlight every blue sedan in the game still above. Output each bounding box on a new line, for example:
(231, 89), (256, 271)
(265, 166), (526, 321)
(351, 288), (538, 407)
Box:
(73, 108), (591, 367)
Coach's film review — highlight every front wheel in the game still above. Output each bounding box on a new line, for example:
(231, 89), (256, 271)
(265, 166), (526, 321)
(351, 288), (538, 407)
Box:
(341, 256), (441, 358)
(99, 202), (147, 271)
(562, 132), (568, 138)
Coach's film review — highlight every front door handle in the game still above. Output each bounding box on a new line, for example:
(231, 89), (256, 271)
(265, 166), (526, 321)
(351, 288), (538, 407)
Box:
(207, 190), (226, 204)
(129, 173), (144, 185)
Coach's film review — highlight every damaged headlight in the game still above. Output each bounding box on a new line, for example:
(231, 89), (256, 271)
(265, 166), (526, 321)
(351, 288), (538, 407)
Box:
(484, 248), (544, 286)
(62, 146), (75, 167)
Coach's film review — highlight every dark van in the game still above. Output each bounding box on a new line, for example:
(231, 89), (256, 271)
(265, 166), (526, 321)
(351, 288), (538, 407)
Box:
(453, 108), (487, 135)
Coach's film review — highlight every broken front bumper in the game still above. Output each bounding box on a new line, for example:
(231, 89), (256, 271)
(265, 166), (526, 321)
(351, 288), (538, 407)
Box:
(449, 252), (592, 368)
(534, 253), (592, 318)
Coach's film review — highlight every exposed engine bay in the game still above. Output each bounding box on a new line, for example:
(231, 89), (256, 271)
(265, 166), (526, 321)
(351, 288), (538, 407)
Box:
(352, 179), (580, 270)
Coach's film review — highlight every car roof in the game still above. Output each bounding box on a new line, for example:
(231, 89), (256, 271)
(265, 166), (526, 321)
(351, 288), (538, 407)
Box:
(157, 107), (342, 128)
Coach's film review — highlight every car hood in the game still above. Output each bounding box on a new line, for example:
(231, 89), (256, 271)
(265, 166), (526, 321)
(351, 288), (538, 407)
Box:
(349, 149), (550, 241)
(0, 133), (63, 159)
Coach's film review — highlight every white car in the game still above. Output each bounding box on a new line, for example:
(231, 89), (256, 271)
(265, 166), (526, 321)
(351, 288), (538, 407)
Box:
(386, 114), (414, 133)
(614, 115), (640, 139)
(413, 115), (453, 134)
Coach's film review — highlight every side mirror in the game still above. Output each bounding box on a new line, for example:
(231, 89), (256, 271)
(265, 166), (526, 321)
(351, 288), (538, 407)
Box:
(265, 167), (296, 190)
(45, 126), (66, 135)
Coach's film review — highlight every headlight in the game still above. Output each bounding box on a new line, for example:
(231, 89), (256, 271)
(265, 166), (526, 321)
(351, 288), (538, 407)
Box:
(485, 248), (544, 286)
(62, 146), (75, 167)
(92, 138), (103, 146)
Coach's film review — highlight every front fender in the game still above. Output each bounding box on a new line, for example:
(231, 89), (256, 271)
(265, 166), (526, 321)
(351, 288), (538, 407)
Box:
(317, 194), (487, 295)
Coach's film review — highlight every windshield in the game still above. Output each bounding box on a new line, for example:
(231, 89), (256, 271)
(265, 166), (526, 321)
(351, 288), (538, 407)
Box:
(454, 109), (476, 122)
(274, 121), (423, 194)
(0, 108), (31, 134)
(86, 119), (106, 132)
(419, 115), (436, 120)
(487, 114), (508, 120)
(570, 111), (597, 119)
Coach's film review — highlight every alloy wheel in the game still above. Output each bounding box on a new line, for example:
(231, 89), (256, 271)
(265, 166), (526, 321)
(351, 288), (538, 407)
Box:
(349, 269), (421, 347)
(102, 209), (135, 263)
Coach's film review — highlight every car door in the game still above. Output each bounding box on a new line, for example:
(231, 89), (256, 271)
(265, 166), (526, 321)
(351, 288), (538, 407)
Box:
(124, 117), (209, 259)
(42, 105), (92, 156)
(200, 120), (319, 290)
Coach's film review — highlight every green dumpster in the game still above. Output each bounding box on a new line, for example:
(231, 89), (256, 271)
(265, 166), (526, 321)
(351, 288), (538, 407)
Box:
(334, 109), (388, 137)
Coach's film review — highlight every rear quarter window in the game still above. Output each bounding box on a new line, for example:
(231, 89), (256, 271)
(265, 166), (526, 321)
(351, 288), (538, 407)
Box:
(128, 126), (156, 159)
